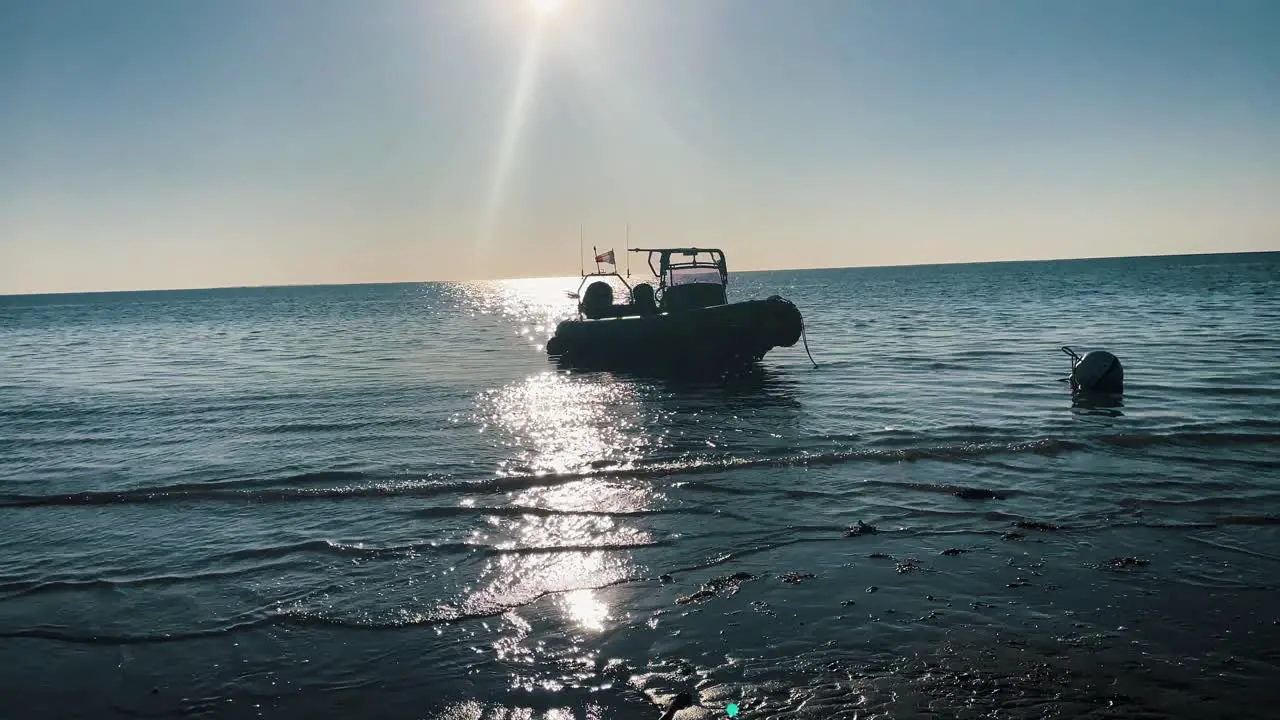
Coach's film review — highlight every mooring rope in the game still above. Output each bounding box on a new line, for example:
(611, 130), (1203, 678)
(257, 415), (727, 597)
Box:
(800, 317), (818, 368)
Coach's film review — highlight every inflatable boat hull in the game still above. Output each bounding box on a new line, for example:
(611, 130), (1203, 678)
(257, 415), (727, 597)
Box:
(545, 296), (803, 372)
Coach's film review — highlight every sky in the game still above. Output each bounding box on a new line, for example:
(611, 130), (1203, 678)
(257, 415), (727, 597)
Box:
(1, 0), (1277, 294)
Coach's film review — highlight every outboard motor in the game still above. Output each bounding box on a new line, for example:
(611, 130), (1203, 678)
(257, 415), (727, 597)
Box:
(1063, 346), (1123, 394)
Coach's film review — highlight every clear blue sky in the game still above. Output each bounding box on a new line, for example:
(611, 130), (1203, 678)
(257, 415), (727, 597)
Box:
(2, 0), (1277, 293)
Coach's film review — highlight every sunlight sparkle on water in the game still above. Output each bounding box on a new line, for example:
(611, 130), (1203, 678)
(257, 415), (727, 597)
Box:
(450, 278), (580, 345)
(485, 371), (653, 477)
(561, 589), (609, 632)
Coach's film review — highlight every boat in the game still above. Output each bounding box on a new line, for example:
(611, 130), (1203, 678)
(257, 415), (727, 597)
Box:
(545, 246), (805, 372)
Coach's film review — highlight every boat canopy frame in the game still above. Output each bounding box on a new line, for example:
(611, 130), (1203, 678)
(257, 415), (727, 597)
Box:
(570, 269), (632, 301)
(629, 247), (729, 291)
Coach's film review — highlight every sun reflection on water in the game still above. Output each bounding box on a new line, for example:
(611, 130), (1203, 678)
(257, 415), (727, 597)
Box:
(483, 371), (660, 477)
(489, 509), (653, 553)
(443, 277), (674, 696)
(561, 588), (609, 632)
(512, 479), (661, 515)
(446, 276), (644, 350)
(446, 277), (576, 344)
(463, 537), (640, 617)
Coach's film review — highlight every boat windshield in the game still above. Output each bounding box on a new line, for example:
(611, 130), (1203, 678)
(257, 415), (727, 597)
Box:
(666, 267), (723, 286)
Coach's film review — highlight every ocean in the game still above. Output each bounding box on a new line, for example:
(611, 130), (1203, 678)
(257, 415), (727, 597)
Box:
(1, 251), (1278, 719)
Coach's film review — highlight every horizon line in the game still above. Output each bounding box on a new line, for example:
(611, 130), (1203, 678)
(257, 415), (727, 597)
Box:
(2, 248), (1275, 299)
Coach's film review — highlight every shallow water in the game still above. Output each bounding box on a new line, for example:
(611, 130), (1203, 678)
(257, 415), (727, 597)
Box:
(2, 252), (1279, 719)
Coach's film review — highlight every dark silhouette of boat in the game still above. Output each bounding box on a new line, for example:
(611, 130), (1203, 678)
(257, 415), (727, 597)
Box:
(546, 247), (805, 371)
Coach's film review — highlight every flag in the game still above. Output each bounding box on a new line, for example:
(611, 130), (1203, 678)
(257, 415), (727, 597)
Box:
(595, 249), (615, 265)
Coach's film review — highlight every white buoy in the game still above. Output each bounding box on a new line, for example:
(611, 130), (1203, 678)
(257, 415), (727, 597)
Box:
(1064, 347), (1123, 394)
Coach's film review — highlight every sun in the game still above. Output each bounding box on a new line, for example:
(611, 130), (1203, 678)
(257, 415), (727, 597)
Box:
(529, 0), (565, 18)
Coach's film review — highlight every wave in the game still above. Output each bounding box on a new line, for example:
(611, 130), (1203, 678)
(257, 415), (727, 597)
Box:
(1094, 432), (1280, 449)
(503, 437), (1086, 484)
(216, 537), (667, 563)
(0, 442), (1065, 508)
(498, 429), (1275, 480)
(251, 417), (427, 434)
(0, 619), (284, 646)
(3, 430), (1276, 509)
(5, 514), (1278, 648)
(409, 505), (713, 520)
(0, 471), (435, 507)
(1181, 385), (1280, 398)
(907, 483), (1014, 500)
(0, 560), (300, 601)
(1216, 515), (1280, 526)
(0, 576), (648, 647)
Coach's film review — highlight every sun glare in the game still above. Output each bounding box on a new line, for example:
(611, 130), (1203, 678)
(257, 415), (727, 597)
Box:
(529, 0), (565, 18)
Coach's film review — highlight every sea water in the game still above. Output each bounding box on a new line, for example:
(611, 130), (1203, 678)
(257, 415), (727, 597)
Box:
(1, 252), (1278, 718)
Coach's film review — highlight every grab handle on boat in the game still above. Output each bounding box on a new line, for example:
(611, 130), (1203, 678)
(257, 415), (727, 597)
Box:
(1059, 346), (1081, 381)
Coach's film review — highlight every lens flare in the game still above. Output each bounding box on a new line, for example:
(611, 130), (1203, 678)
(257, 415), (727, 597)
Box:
(529, 0), (565, 17)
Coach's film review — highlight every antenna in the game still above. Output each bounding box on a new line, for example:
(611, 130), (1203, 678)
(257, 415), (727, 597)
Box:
(626, 222), (631, 277)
